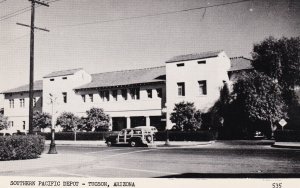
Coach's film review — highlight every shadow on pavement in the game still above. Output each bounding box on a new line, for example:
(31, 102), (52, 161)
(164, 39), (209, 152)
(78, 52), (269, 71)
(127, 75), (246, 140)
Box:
(155, 173), (300, 178)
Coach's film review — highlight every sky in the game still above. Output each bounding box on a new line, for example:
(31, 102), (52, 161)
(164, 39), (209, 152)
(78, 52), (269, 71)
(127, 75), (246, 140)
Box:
(0, 0), (299, 94)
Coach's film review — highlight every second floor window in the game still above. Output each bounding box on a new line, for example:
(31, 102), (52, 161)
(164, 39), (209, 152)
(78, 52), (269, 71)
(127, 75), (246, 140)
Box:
(62, 92), (67, 103)
(147, 89), (152, 98)
(121, 89), (127, 100)
(177, 82), (185, 96)
(99, 90), (109, 102)
(8, 121), (14, 127)
(9, 99), (14, 108)
(130, 88), (140, 100)
(23, 121), (26, 130)
(198, 80), (207, 95)
(89, 94), (93, 102)
(82, 95), (86, 102)
(156, 88), (162, 98)
(33, 98), (37, 107)
(112, 90), (118, 101)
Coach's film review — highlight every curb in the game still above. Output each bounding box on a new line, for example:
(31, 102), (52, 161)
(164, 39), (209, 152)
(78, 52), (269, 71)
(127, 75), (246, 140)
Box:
(45, 141), (214, 148)
(271, 144), (300, 149)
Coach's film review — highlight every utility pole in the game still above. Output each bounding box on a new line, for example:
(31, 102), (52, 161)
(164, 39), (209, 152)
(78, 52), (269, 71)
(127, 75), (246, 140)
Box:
(17, 0), (49, 134)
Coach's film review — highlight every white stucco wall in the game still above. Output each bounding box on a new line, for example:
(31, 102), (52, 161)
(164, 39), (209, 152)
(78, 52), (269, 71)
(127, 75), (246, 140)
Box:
(42, 70), (92, 122)
(3, 91), (43, 131)
(75, 83), (165, 118)
(165, 51), (231, 129)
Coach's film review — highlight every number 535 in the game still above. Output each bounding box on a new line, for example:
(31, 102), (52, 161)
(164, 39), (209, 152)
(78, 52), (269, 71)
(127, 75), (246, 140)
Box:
(272, 183), (282, 188)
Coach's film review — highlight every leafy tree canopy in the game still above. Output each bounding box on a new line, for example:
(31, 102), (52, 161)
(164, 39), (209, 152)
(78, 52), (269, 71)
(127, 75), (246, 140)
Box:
(33, 111), (52, 129)
(0, 114), (8, 130)
(170, 101), (202, 131)
(56, 112), (80, 132)
(233, 71), (287, 129)
(252, 36), (300, 103)
(85, 107), (110, 131)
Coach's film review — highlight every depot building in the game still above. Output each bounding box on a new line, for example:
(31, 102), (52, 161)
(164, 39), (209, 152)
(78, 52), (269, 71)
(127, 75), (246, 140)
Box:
(1, 51), (252, 132)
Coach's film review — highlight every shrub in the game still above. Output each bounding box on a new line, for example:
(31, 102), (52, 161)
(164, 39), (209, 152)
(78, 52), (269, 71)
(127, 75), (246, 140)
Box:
(33, 111), (52, 130)
(0, 114), (8, 130)
(84, 108), (110, 131)
(56, 112), (80, 132)
(170, 101), (202, 131)
(38, 131), (113, 140)
(274, 130), (300, 142)
(155, 131), (213, 141)
(0, 135), (45, 161)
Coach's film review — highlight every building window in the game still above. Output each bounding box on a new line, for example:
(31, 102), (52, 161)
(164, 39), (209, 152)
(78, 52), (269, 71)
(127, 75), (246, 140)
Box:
(130, 88), (140, 100)
(50, 78), (54, 81)
(20, 98), (25, 108)
(89, 94), (93, 102)
(8, 121), (14, 127)
(82, 95), (86, 102)
(177, 63), (184, 67)
(198, 60), (206, 64)
(156, 88), (162, 98)
(177, 82), (185, 96)
(198, 80), (207, 95)
(147, 89), (152, 98)
(104, 91), (109, 101)
(9, 99), (14, 108)
(121, 89), (127, 100)
(62, 92), (67, 103)
(62, 77), (67, 80)
(33, 98), (37, 107)
(99, 90), (109, 102)
(23, 121), (26, 130)
(112, 90), (118, 101)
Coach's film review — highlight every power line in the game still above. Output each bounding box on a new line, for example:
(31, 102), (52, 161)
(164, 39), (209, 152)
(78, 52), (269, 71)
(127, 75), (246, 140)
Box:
(0, 7), (32, 21)
(0, 0), (62, 22)
(58, 0), (252, 28)
(0, 0), (7, 5)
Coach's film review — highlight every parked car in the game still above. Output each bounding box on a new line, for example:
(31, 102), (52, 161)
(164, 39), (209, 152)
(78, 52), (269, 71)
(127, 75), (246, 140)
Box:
(135, 126), (158, 133)
(105, 127), (155, 147)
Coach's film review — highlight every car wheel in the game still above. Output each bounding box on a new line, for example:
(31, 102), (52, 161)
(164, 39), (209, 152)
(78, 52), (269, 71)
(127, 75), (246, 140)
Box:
(146, 135), (152, 143)
(129, 140), (137, 147)
(106, 141), (112, 147)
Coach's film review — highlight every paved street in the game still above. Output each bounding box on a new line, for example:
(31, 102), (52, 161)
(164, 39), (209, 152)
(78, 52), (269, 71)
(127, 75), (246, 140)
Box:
(1, 141), (300, 178)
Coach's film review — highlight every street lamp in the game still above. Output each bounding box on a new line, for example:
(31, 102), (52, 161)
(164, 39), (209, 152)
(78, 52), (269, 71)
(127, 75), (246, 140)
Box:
(161, 106), (170, 146)
(48, 93), (57, 154)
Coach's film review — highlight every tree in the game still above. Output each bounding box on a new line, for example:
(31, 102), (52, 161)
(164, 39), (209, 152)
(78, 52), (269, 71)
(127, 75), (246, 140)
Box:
(0, 114), (8, 130)
(56, 112), (80, 132)
(33, 111), (52, 130)
(233, 71), (287, 136)
(170, 101), (202, 131)
(84, 107), (110, 131)
(252, 36), (300, 104)
(207, 83), (231, 137)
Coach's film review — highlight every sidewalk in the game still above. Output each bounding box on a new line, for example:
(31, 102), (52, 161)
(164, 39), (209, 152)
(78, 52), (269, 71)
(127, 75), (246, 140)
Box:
(272, 142), (300, 149)
(0, 153), (95, 173)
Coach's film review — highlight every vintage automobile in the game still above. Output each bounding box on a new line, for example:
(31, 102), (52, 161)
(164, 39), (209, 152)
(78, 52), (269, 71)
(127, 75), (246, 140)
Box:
(105, 127), (155, 147)
(135, 126), (158, 134)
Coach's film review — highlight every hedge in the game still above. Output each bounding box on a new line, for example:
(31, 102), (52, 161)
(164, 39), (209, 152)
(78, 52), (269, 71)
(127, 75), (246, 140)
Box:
(38, 131), (213, 141)
(274, 130), (300, 142)
(38, 131), (116, 140)
(155, 131), (213, 141)
(0, 135), (45, 161)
